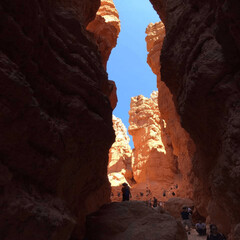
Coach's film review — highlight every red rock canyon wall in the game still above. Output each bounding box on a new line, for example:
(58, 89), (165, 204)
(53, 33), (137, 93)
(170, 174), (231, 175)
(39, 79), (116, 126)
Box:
(108, 116), (132, 175)
(128, 92), (194, 201)
(87, 0), (120, 70)
(150, 0), (240, 237)
(108, 115), (133, 201)
(87, 0), (120, 109)
(145, 22), (196, 202)
(0, 0), (119, 239)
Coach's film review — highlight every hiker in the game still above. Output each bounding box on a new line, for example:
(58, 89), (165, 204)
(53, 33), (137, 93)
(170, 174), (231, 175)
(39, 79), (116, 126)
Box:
(207, 224), (226, 240)
(148, 198), (152, 207)
(121, 183), (131, 201)
(146, 187), (152, 197)
(181, 206), (191, 234)
(188, 206), (193, 226)
(153, 197), (158, 208)
(163, 190), (166, 197)
(195, 221), (206, 236)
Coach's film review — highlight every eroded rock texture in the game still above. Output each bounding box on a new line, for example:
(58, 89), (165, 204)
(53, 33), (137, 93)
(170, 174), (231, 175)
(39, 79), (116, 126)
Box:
(0, 0), (115, 239)
(128, 92), (191, 201)
(87, 0), (120, 110)
(86, 201), (187, 240)
(146, 22), (196, 201)
(87, 0), (120, 70)
(108, 115), (132, 202)
(150, 0), (240, 236)
(108, 115), (132, 176)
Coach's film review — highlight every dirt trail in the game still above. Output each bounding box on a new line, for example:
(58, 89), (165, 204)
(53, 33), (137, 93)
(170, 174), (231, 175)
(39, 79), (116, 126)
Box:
(188, 229), (207, 240)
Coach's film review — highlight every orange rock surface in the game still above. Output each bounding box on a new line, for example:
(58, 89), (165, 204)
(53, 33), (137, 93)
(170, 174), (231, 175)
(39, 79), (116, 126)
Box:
(128, 92), (183, 201)
(108, 115), (132, 175)
(145, 22), (196, 201)
(108, 115), (133, 201)
(150, 0), (240, 237)
(87, 0), (120, 70)
(87, 0), (120, 110)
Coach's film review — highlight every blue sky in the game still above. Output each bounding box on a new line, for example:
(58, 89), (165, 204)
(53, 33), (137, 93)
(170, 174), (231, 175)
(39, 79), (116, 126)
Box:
(107, 0), (160, 148)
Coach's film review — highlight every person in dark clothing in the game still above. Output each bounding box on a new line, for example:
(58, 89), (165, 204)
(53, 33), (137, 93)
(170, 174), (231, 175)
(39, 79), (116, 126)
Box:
(207, 225), (226, 240)
(195, 221), (206, 236)
(121, 183), (131, 201)
(153, 197), (158, 207)
(181, 207), (191, 234)
(163, 190), (166, 197)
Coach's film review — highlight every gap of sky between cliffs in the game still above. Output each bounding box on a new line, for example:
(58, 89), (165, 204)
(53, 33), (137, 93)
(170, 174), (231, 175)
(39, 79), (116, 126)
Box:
(107, 0), (160, 149)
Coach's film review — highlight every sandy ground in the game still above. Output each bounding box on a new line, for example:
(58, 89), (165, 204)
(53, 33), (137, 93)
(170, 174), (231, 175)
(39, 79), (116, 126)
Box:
(188, 229), (207, 240)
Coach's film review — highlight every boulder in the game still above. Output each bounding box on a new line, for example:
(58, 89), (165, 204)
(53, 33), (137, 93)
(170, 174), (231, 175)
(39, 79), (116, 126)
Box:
(86, 201), (187, 240)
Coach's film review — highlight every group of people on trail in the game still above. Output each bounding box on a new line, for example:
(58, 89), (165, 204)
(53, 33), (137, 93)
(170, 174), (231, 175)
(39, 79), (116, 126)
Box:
(121, 184), (226, 240)
(121, 184), (161, 209)
(180, 206), (226, 239)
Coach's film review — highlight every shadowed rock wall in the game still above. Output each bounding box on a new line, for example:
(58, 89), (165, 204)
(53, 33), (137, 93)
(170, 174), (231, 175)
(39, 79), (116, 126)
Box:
(87, 0), (120, 70)
(146, 21), (196, 201)
(87, 0), (120, 109)
(150, 0), (240, 236)
(0, 0), (116, 239)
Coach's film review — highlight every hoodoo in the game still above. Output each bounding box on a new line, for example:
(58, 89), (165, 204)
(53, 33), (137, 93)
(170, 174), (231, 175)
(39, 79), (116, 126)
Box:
(128, 92), (194, 200)
(1, 0), (240, 239)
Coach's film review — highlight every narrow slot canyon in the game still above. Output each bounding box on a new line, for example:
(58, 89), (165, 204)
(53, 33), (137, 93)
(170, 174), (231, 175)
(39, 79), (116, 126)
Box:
(0, 0), (239, 240)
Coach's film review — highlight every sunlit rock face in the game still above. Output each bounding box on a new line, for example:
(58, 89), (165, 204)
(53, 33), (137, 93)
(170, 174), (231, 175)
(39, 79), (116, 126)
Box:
(87, 0), (120, 70)
(0, 0), (115, 239)
(129, 92), (191, 201)
(146, 21), (165, 77)
(150, 0), (240, 237)
(145, 22), (196, 201)
(87, 0), (120, 110)
(86, 201), (187, 240)
(108, 115), (133, 202)
(108, 116), (132, 176)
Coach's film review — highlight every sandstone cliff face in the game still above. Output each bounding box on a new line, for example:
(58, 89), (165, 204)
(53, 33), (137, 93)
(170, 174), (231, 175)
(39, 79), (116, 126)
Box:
(129, 91), (188, 201)
(87, 0), (120, 70)
(150, 0), (240, 236)
(108, 115), (132, 176)
(146, 22), (196, 200)
(87, 0), (120, 109)
(0, 0), (115, 239)
(108, 115), (132, 202)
